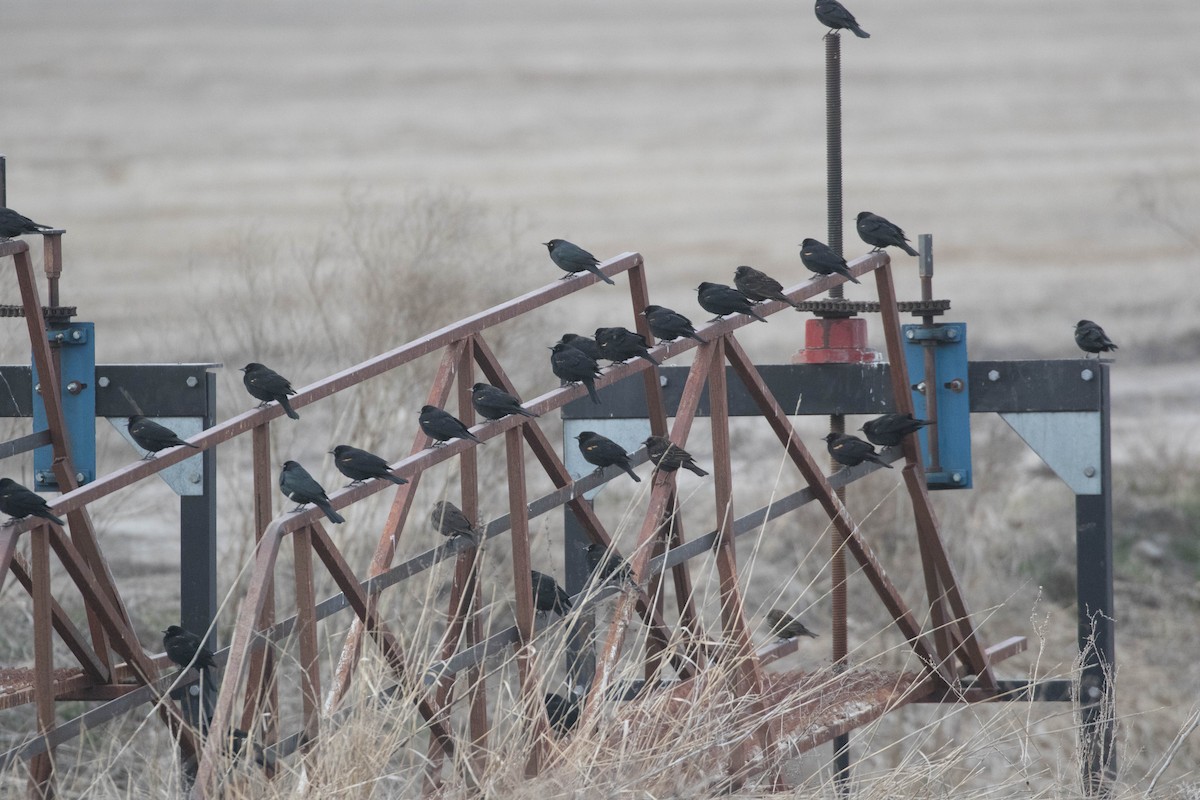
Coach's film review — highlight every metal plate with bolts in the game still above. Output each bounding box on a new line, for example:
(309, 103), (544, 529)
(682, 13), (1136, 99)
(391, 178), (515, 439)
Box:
(109, 416), (206, 496)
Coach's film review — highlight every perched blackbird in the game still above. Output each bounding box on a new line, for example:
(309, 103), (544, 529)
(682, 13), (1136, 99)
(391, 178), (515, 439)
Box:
(557, 333), (603, 362)
(644, 435), (709, 477)
(329, 445), (407, 487)
(430, 500), (477, 539)
(471, 383), (538, 420)
(576, 431), (641, 482)
(0, 478), (64, 526)
(814, 0), (870, 38)
(642, 305), (704, 344)
(824, 433), (893, 469)
(544, 692), (581, 736)
(734, 265), (801, 309)
(584, 542), (633, 584)
(531, 570), (572, 615)
(860, 413), (932, 448)
(241, 362), (299, 420)
(544, 239), (615, 285)
(279, 460), (345, 523)
(0, 207), (53, 240)
(162, 624), (218, 689)
(127, 415), (200, 459)
(766, 610), (820, 641)
(419, 405), (482, 446)
(696, 282), (768, 323)
(856, 212), (918, 256)
(800, 239), (861, 284)
(550, 342), (602, 405)
(1075, 320), (1117, 357)
(594, 326), (659, 365)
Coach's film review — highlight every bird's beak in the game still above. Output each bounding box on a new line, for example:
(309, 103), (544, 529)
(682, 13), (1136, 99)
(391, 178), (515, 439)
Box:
(541, 242), (550, 246)
(327, 449), (335, 455)
(161, 629), (169, 635)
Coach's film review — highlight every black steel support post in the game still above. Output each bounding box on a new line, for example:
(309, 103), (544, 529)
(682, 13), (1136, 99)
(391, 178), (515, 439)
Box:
(824, 28), (852, 791)
(1076, 362), (1115, 795)
(179, 370), (219, 728)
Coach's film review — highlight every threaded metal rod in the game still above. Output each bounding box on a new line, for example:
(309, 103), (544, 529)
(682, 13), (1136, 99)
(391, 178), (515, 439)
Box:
(825, 33), (843, 300)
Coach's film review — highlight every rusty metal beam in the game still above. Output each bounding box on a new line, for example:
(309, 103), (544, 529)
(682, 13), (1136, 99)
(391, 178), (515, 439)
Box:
(241, 423), (278, 744)
(293, 527), (321, 750)
(29, 527), (55, 799)
(10, 553), (109, 683)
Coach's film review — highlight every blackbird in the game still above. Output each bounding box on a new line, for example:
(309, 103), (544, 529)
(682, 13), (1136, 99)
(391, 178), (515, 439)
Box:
(642, 305), (704, 343)
(531, 570), (572, 615)
(644, 435), (709, 477)
(800, 239), (861, 284)
(431, 500), (477, 539)
(0, 478), (64, 526)
(127, 415), (200, 459)
(824, 433), (893, 469)
(856, 211), (918, 256)
(0, 207), (54, 240)
(584, 542), (633, 584)
(550, 342), (602, 404)
(576, 431), (640, 482)
(859, 413), (932, 447)
(419, 405), (482, 446)
(471, 383), (539, 420)
(734, 265), (801, 309)
(544, 692), (581, 736)
(1075, 320), (1117, 357)
(557, 333), (603, 362)
(814, 0), (870, 38)
(696, 282), (768, 323)
(594, 326), (659, 365)
(544, 239), (615, 285)
(279, 460), (345, 523)
(162, 624), (218, 689)
(241, 362), (299, 420)
(329, 445), (407, 486)
(766, 610), (820, 641)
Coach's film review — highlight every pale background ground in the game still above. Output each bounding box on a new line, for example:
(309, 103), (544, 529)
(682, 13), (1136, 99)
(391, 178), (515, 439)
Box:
(2, 0), (1200, 795)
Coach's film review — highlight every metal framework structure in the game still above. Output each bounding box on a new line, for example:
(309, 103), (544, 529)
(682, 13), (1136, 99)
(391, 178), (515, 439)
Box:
(0, 228), (1086, 798)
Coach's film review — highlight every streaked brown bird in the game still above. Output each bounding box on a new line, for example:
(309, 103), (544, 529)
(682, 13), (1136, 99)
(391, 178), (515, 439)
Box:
(766, 610), (820, 641)
(644, 435), (709, 477)
(734, 265), (801, 309)
(430, 500), (477, 539)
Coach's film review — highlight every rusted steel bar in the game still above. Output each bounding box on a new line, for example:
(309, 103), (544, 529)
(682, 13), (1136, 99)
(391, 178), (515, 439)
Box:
(0, 429), (52, 460)
(15, 246), (116, 672)
(627, 257), (669, 438)
(504, 427), (548, 775)
(470, 336), (693, 678)
(10, 552), (109, 683)
(327, 341), (464, 712)
(722, 336), (949, 680)
(665, 492), (705, 669)
(873, 263), (994, 688)
(586, 344), (716, 719)
(0, 529), (18, 595)
(707, 337), (771, 767)
(305, 522), (455, 757)
(292, 527), (321, 750)
(242, 423), (279, 742)
(30, 526), (56, 799)
(191, 527), (284, 799)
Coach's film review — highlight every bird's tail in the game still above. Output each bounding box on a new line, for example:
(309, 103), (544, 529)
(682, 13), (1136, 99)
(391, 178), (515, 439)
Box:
(900, 242), (919, 257)
(278, 397), (300, 420)
(589, 266), (616, 286)
(386, 473), (409, 486)
(517, 407), (540, 418)
(466, 430), (484, 444)
(749, 307), (769, 323)
(868, 455), (894, 469)
(203, 666), (219, 692)
(37, 510), (66, 527)
(584, 378), (602, 405)
(183, 441), (201, 449)
(622, 465), (642, 483)
(839, 268), (862, 285)
(851, 25), (870, 38)
(316, 501), (346, 524)
(638, 352), (661, 366)
(687, 331), (705, 343)
(685, 462), (710, 478)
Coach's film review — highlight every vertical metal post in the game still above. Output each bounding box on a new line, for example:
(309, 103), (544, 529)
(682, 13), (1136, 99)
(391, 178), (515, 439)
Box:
(564, 508), (595, 691)
(918, 235), (942, 473)
(179, 371), (218, 728)
(1076, 362), (1115, 795)
(0, 154), (6, 206)
(825, 29), (852, 790)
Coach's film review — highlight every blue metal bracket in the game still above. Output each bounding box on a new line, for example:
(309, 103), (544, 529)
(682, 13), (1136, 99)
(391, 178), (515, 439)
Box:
(902, 322), (971, 490)
(32, 322), (97, 490)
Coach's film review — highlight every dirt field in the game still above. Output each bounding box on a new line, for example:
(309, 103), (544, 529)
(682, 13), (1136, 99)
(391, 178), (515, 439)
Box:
(2, 0), (1200, 794)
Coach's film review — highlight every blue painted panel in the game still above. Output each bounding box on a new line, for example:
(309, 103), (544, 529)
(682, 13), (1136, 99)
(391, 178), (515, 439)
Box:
(32, 322), (96, 490)
(902, 322), (971, 490)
